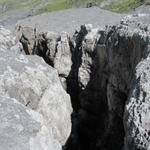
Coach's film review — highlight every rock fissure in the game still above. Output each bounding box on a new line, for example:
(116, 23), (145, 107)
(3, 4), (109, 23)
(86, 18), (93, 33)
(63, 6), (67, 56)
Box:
(18, 14), (150, 150)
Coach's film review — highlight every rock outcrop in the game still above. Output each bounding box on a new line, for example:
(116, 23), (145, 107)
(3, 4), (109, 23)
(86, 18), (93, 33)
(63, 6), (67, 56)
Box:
(16, 26), (37, 55)
(0, 96), (61, 150)
(3, 13), (150, 150)
(124, 57), (150, 150)
(0, 28), (72, 150)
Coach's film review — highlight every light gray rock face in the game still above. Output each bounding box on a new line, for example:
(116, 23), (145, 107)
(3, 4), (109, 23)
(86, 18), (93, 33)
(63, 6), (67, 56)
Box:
(34, 31), (72, 79)
(124, 57), (150, 150)
(0, 26), (73, 150)
(19, 29), (73, 90)
(0, 51), (72, 146)
(54, 32), (72, 78)
(0, 26), (23, 53)
(117, 14), (150, 150)
(102, 15), (150, 150)
(0, 96), (61, 150)
(16, 26), (37, 54)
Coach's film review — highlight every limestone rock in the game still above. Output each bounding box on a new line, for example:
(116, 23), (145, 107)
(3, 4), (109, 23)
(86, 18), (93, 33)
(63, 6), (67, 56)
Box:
(17, 14), (150, 150)
(78, 24), (101, 89)
(16, 26), (37, 55)
(0, 26), (23, 53)
(0, 51), (72, 146)
(54, 32), (72, 78)
(0, 96), (61, 150)
(36, 31), (72, 78)
(18, 27), (73, 80)
(65, 15), (150, 150)
(124, 57), (150, 150)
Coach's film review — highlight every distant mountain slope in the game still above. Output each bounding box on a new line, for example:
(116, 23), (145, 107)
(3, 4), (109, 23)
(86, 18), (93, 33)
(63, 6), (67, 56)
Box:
(0, 0), (53, 14)
(102, 0), (150, 12)
(0, 0), (149, 30)
(37, 0), (150, 13)
(0, 0), (149, 15)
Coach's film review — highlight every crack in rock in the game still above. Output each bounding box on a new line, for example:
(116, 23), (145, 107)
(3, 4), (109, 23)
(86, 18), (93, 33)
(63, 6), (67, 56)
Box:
(18, 14), (150, 150)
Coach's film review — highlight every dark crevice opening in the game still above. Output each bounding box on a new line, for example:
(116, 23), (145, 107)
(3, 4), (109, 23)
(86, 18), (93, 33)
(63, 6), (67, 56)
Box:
(19, 26), (150, 150)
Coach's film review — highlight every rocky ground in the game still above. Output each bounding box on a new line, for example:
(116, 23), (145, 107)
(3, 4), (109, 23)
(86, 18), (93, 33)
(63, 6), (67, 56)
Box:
(17, 7), (125, 34)
(0, 2), (150, 150)
(134, 4), (150, 13)
(0, 6), (124, 33)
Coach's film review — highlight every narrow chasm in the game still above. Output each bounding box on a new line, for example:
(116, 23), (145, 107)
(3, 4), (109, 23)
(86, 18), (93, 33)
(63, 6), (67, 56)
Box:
(18, 20), (150, 150)
(64, 24), (148, 150)
(65, 26), (109, 150)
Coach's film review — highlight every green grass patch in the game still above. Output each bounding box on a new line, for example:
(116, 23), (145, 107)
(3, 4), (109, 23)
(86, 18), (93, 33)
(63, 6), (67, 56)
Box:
(37, 0), (104, 14)
(0, 0), (39, 13)
(0, 0), (149, 15)
(37, 0), (72, 14)
(104, 0), (147, 12)
(71, 0), (102, 6)
(16, 0), (38, 8)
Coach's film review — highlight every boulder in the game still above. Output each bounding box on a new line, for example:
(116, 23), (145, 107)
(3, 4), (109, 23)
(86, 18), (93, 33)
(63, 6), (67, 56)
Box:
(0, 51), (72, 146)
(0, 96), (61, 150)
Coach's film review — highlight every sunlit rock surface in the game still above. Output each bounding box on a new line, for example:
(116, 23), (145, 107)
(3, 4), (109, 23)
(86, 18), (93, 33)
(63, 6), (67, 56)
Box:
(0, 96), (61, 150)
(0, 29), (72, 149)
(0, 26), (23, 53)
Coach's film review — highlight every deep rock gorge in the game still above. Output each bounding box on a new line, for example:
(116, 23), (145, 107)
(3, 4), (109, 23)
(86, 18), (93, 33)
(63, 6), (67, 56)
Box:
(0, 13), (150, 150)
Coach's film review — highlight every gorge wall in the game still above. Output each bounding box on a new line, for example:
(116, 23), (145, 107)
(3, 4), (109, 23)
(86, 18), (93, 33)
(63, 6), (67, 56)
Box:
(1, 13), (150, 150)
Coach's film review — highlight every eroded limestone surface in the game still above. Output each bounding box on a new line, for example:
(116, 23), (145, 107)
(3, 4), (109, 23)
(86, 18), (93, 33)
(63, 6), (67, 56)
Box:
(1, 13), (150, 150)
(0, 29), (72, 150)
